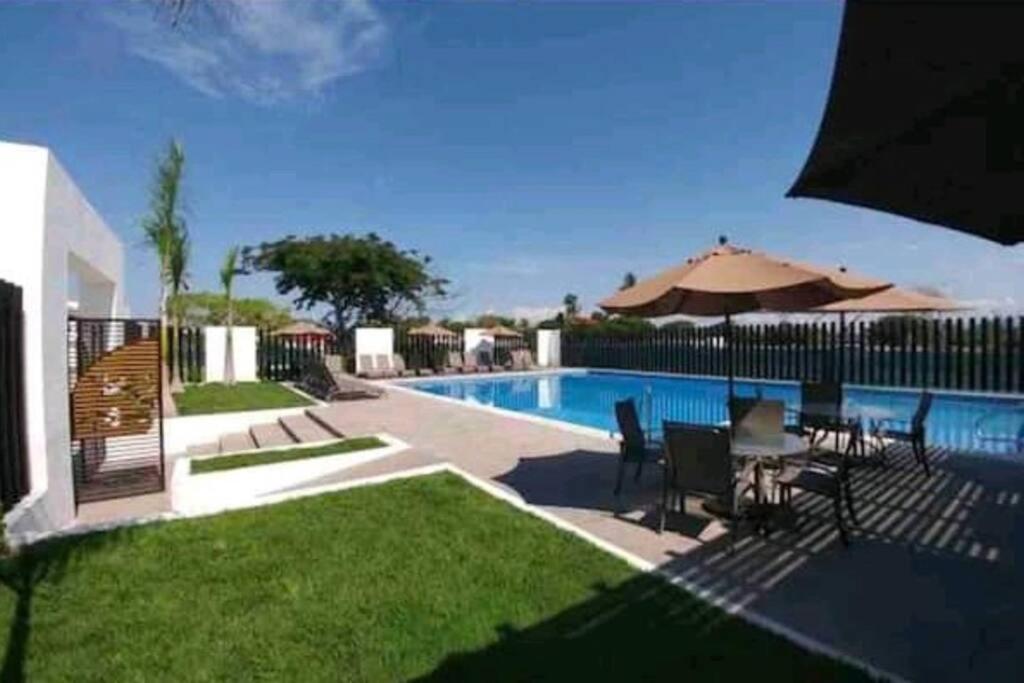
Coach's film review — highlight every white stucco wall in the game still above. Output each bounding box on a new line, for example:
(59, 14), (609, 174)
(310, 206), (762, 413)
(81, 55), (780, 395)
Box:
(537, 329), (561, 367)
(464, 328), (495, 357)
(354, 328), (393, 373)
(204, 326), (257, 383)
(0, 141), (128, 537)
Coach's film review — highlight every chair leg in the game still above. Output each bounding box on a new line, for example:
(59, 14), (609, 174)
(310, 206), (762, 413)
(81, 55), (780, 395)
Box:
(916, 438), (931, 476)
(614, 458), (625, 496)
(833, 496), (849, 547)
(843, 478), (859, 526)
(634, 459), (644, 482)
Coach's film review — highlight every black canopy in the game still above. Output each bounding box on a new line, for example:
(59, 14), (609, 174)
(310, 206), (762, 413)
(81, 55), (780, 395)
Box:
(788, 1), (1024, 245)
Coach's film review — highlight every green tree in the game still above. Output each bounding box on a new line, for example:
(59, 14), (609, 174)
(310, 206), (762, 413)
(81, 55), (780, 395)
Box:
(167, 230), (190, 392)
(173, 293), (292, 328)
(244, 233), (448, 336)
(563, 293), (579, 320)
(220, 246), (241, 385)
(620, 272), (637, 290)
(141, 140), (186, 331)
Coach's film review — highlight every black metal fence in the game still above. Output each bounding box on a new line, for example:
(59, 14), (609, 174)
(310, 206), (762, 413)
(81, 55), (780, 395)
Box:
(563, 316), (1024, 394)
(257, 329), (351, 381)
(395, 332), (462, 372)
(0, 280), (30, 511)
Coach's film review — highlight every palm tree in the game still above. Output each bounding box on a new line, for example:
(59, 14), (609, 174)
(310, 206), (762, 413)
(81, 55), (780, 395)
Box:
(220, 246), (241, 386)
(142, 140), (186, 330)
(563, 293), (579, 320)
(167, 230), (190, 393)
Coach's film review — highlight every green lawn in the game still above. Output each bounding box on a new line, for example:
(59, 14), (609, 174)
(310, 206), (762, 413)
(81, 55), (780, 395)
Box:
(174, 381), (312, 416)
(0, 474), (867, 681)
(192, 437), (386, 474)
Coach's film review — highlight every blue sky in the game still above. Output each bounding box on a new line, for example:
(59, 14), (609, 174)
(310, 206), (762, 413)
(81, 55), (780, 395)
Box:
(3, 1), (1022, 321)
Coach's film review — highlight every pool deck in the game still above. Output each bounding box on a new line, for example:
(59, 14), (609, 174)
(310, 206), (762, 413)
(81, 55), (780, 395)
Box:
(78, 382), (1024, 681)
(294, 386), (1023, 682)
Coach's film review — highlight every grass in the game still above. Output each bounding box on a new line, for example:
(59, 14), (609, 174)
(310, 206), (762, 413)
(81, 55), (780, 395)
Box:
(191, 437), (387, 474)
(0, 474), (867, 682)
(174, 381), (312, 416)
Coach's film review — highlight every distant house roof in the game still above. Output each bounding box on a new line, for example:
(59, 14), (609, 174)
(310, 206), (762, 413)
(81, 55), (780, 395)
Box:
(273, 321), (333, 337)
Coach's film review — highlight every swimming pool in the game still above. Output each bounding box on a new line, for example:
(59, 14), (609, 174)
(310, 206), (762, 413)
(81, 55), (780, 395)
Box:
(406, 370), (1024, 455)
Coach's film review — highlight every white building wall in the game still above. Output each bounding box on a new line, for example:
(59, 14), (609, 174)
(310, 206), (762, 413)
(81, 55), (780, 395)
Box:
(0, 141), (128, 539)
(354, 328), (394, 373)
(204, 327), (258, 383)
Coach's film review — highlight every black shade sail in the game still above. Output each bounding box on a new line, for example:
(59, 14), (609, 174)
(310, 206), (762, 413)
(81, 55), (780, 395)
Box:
(788, 1), (1024, 245)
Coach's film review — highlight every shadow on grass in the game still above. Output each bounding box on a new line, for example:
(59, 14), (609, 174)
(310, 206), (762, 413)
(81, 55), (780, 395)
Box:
(413, 571), (863, 682)
(0, 527), (129, 682)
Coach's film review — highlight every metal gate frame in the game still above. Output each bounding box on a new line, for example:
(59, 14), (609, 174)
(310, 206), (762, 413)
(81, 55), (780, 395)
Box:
(68, 317), (165, 506)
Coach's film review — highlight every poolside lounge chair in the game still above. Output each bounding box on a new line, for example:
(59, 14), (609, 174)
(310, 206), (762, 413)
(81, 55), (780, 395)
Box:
(357, 354), (376, 378)
(391, 354), (417, 378)
(395, 353), (432, 377)
(510, 349), (540, 371)
(661, 423), (743, 550)
(299, 355), (385, 401)
(440, 351), (463, 374)
(878, 391), (934, 475)
(374, 354), (398, 379)
(613, 398), (662, 496)
(468, 351), (496, 372)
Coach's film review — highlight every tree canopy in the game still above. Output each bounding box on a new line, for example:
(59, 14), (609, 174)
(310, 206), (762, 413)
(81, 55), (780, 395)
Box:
(243, 233), (447, 334)
(173, 292), (292, 329)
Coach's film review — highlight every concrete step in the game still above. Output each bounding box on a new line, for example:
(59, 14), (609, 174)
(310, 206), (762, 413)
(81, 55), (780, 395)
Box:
(280, 413), (338, 444)
(219, 431), (256, 454)
(305, 408), (346, 439)
(250, 421), (297, 449)
(186, 442), (219, 457)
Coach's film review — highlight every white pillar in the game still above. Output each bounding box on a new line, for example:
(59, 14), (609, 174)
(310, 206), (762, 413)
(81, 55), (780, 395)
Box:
(354, 327), (394, 374)
(537, 329), (561, 367)
(204, 327), (257, 382)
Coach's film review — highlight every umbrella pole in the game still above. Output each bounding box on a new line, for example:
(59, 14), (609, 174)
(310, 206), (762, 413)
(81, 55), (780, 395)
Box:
(725, 312), (734, 401)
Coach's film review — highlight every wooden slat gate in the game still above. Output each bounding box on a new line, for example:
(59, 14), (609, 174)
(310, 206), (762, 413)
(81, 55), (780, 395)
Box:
(68, 317), (165, 506)
(0, 279), (30, 511)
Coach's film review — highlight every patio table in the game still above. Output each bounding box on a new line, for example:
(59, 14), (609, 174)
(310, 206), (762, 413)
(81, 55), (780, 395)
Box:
(731, 434), (810, 523)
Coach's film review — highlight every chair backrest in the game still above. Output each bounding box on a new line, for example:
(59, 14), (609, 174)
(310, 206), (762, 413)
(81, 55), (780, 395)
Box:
(663, 423), (733, 499)
(463, 352), (479, 368)
(730, 398), (784, 442)
(393, 354), (408, 372)
(375, 354), (393, 371)
(614, 399), (646, 452)
(447, 350), (463, 368)
(801, 380), (842, 429)
(358, 354), (374, 373)
(509, 349), (523, 370)
(522, 349), (536, 367)
(912, 391), (934, 433)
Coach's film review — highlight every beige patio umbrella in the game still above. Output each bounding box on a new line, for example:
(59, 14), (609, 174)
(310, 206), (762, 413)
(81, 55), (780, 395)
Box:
(813, 286), (962, 313)
(600, 241), (891, 396)
(487, 324), (523, 338)
(273, 321), (333, 337)
(408, 323), (457, 338)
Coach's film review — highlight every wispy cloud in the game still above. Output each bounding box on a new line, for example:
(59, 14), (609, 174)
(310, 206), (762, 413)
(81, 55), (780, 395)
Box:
(104, 0), (388, 104)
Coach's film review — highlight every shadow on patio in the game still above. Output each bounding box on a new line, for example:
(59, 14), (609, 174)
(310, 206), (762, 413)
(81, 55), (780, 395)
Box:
(494, 444), (1024, 682)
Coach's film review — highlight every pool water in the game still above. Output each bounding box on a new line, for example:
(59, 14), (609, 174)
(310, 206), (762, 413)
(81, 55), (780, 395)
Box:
(408, 370), (1024, 455)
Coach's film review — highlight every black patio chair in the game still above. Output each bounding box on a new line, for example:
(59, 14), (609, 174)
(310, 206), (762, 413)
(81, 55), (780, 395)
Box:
(613, 398), (662, 496)
(786, 380), (843, 447)
(879, 391), (934, 476)
(776, 445), (857, 547)
(660, 423), (743, 550)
